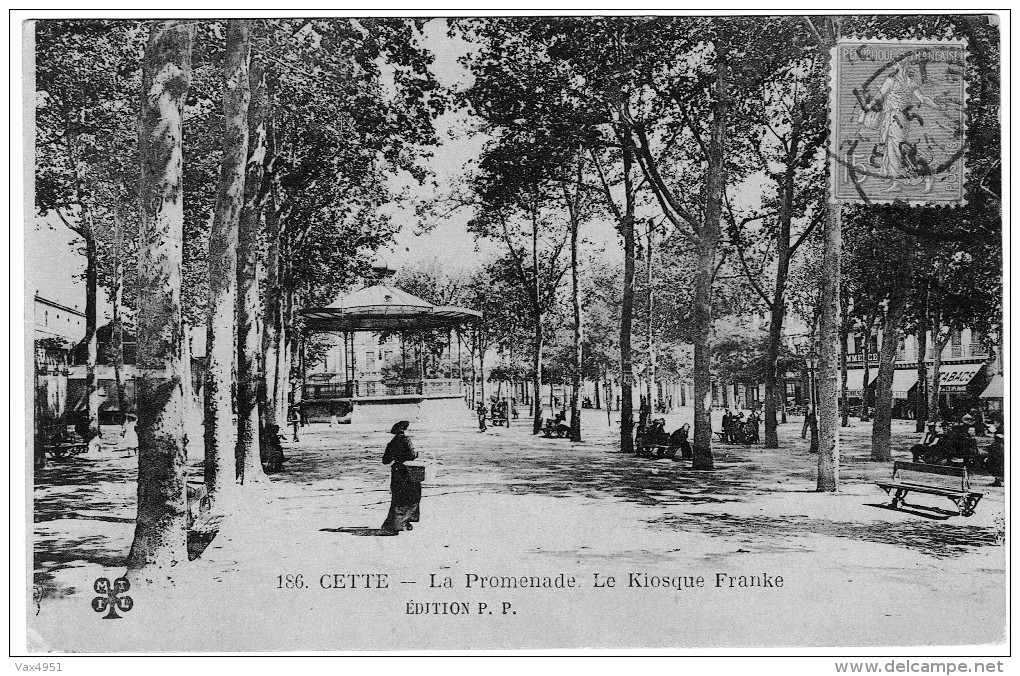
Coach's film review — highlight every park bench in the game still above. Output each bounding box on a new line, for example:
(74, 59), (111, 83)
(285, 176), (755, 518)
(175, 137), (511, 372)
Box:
(644, 444), (679, 459)
(875, 461), (983, 517)
(40, 425), (88, 460)
(44, 442), (88, 459)
(542, 419), (569, 438)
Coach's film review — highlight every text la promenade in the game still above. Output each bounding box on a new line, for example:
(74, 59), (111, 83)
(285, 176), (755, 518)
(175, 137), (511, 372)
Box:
(430, 571), (784, 590)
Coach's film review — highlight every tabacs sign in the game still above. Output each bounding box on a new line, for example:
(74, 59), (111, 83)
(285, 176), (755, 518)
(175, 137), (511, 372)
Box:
(830, 38), (968, 205)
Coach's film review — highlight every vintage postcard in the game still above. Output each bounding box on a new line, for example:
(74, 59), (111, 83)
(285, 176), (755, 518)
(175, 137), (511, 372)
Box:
(15, 11), (1007, 659)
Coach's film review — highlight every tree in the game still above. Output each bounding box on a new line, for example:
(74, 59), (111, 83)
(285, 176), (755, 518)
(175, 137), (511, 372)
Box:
(204, 19), (251, 500)
(126, 20), (196, 579)
(254, 18), (446, 432)
(235, 55), (268, 485)
(870, 227), (916, 462)
(725, 17), (828, 449)
(36, 20), (144, 441)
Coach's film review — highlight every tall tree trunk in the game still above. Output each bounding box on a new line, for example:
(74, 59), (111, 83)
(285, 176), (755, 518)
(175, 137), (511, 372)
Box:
(469, 330), (476, 410)
(817, 205), (841, 490)
(531, 317), (543, 434)
(871, 247), (915, 462)
(65, 134), (101, 441)
(914, 284), (930, 432)
(839, 299), (850, 428)
(645, 220), (656, 414)
(235, 57), (268, 484)
(83, 227), (100, 440)
(111, 199), (127, 417)
(929, 326), (951, 423)
(479, 340), (486, 405)
(126, 20), (195, 578)
(763, 295), (786, 448)
(763, 127), (799, 448)
(261, 123), (282, 433)
(531, 205), (545, 435)
(618, 141), (636, 454)
(204, 19), (251, 501)
(859, 318), (874, 422)
(691, 44), (728, 471)
(568, 185), (583, 443)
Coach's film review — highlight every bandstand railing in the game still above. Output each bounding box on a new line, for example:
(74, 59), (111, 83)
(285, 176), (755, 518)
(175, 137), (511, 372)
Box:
(303, 379), (463, 400)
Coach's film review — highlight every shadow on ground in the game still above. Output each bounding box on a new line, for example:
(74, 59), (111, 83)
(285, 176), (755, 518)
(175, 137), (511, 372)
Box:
(653, 511), (999, 559)
(321, 527), (399, 537)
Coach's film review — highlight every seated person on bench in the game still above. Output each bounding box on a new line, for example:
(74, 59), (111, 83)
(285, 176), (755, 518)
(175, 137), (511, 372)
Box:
(554, 411), (570, 437)
(646, 418), (669, 447)
(911, 422), (941, 462)
(670, 423), (693, 459)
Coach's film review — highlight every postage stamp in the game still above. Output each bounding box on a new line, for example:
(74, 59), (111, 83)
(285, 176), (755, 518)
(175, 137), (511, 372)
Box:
(830, 38), (969, 205)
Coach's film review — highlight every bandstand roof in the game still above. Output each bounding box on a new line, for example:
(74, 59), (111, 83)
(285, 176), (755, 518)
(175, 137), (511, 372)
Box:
(300, 284), (481, 333)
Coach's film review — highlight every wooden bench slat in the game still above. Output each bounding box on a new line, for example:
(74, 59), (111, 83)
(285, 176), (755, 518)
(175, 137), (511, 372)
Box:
(875, 482), (968, 498)
(893, 461), (967, 477)
(876, 461), (983, 516)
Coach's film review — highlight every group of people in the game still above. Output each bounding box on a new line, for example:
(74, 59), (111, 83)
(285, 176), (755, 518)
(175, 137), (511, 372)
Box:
(475, 398), (519, 431)
(720, 410), (761, 445)
(635, 418), (693, 459)
(910, 414), (1004, 485)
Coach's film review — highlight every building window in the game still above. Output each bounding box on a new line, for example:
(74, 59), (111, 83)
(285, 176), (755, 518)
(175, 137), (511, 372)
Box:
(365, 352), (376, 370)
(44, 311), (48, 326)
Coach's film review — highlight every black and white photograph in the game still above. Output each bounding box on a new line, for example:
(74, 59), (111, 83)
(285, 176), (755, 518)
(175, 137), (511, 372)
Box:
(14, 10), (1008, 661)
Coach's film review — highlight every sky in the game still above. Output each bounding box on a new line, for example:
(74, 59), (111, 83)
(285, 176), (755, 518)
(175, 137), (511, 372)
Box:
(381, 19), (627, 277)
(27, 18), (700, 313)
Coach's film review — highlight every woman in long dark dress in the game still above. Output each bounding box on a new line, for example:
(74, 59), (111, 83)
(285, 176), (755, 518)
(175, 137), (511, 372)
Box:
(381, 421), (421, 535)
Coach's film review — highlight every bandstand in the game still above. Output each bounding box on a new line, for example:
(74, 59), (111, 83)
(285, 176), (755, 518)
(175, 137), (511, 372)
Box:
(299, 267), (481, 423)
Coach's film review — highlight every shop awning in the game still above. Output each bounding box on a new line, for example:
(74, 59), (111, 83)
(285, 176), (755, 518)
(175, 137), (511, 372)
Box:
(937, 363), (984, 392)
(980, 374), (1003, 399)
(892, 370), (919, 399)
(844, 369), (866, 396)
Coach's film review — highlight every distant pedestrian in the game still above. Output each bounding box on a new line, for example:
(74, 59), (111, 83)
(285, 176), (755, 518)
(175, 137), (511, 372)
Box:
(381, 421), (421, 535)
(476, 402), (488, 432)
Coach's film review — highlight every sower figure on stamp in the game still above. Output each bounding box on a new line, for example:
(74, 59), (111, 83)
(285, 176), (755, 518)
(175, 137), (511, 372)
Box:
(381, 421), (421, 535)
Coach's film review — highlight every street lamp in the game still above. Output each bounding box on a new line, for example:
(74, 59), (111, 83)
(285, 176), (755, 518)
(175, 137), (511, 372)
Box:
(806, 349), (819, 413)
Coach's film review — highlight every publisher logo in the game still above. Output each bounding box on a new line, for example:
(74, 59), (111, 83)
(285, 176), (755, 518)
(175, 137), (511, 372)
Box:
(91, 577), (133, 619)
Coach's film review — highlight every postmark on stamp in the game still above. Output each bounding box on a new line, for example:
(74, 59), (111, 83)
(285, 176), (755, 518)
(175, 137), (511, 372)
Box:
(830, 38), (968, 205)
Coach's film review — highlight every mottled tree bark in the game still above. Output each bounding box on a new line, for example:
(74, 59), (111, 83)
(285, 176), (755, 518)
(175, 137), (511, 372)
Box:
(204, 19), (251, 501)
(914, 285), (930, 433)
(64, 136), (101, 441)
(871, 247), (914, 462)
(111, 199), (127, 417)
(691, 45), (729, 471)
(261, 120), (283, 431)
(564, 174), (584, 442)
(618, 142), (636, 455)
(859, 317), (875, 422)
(763, 121), (800, 448)
(126, 20), (195, 579)
(236, 57), (268, 484)
(839, 300), (850, 428)
(817, 205), (841, 490)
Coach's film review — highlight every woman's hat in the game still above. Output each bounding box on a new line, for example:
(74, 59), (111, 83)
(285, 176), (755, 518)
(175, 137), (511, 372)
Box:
(390, 421), (410, 434)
